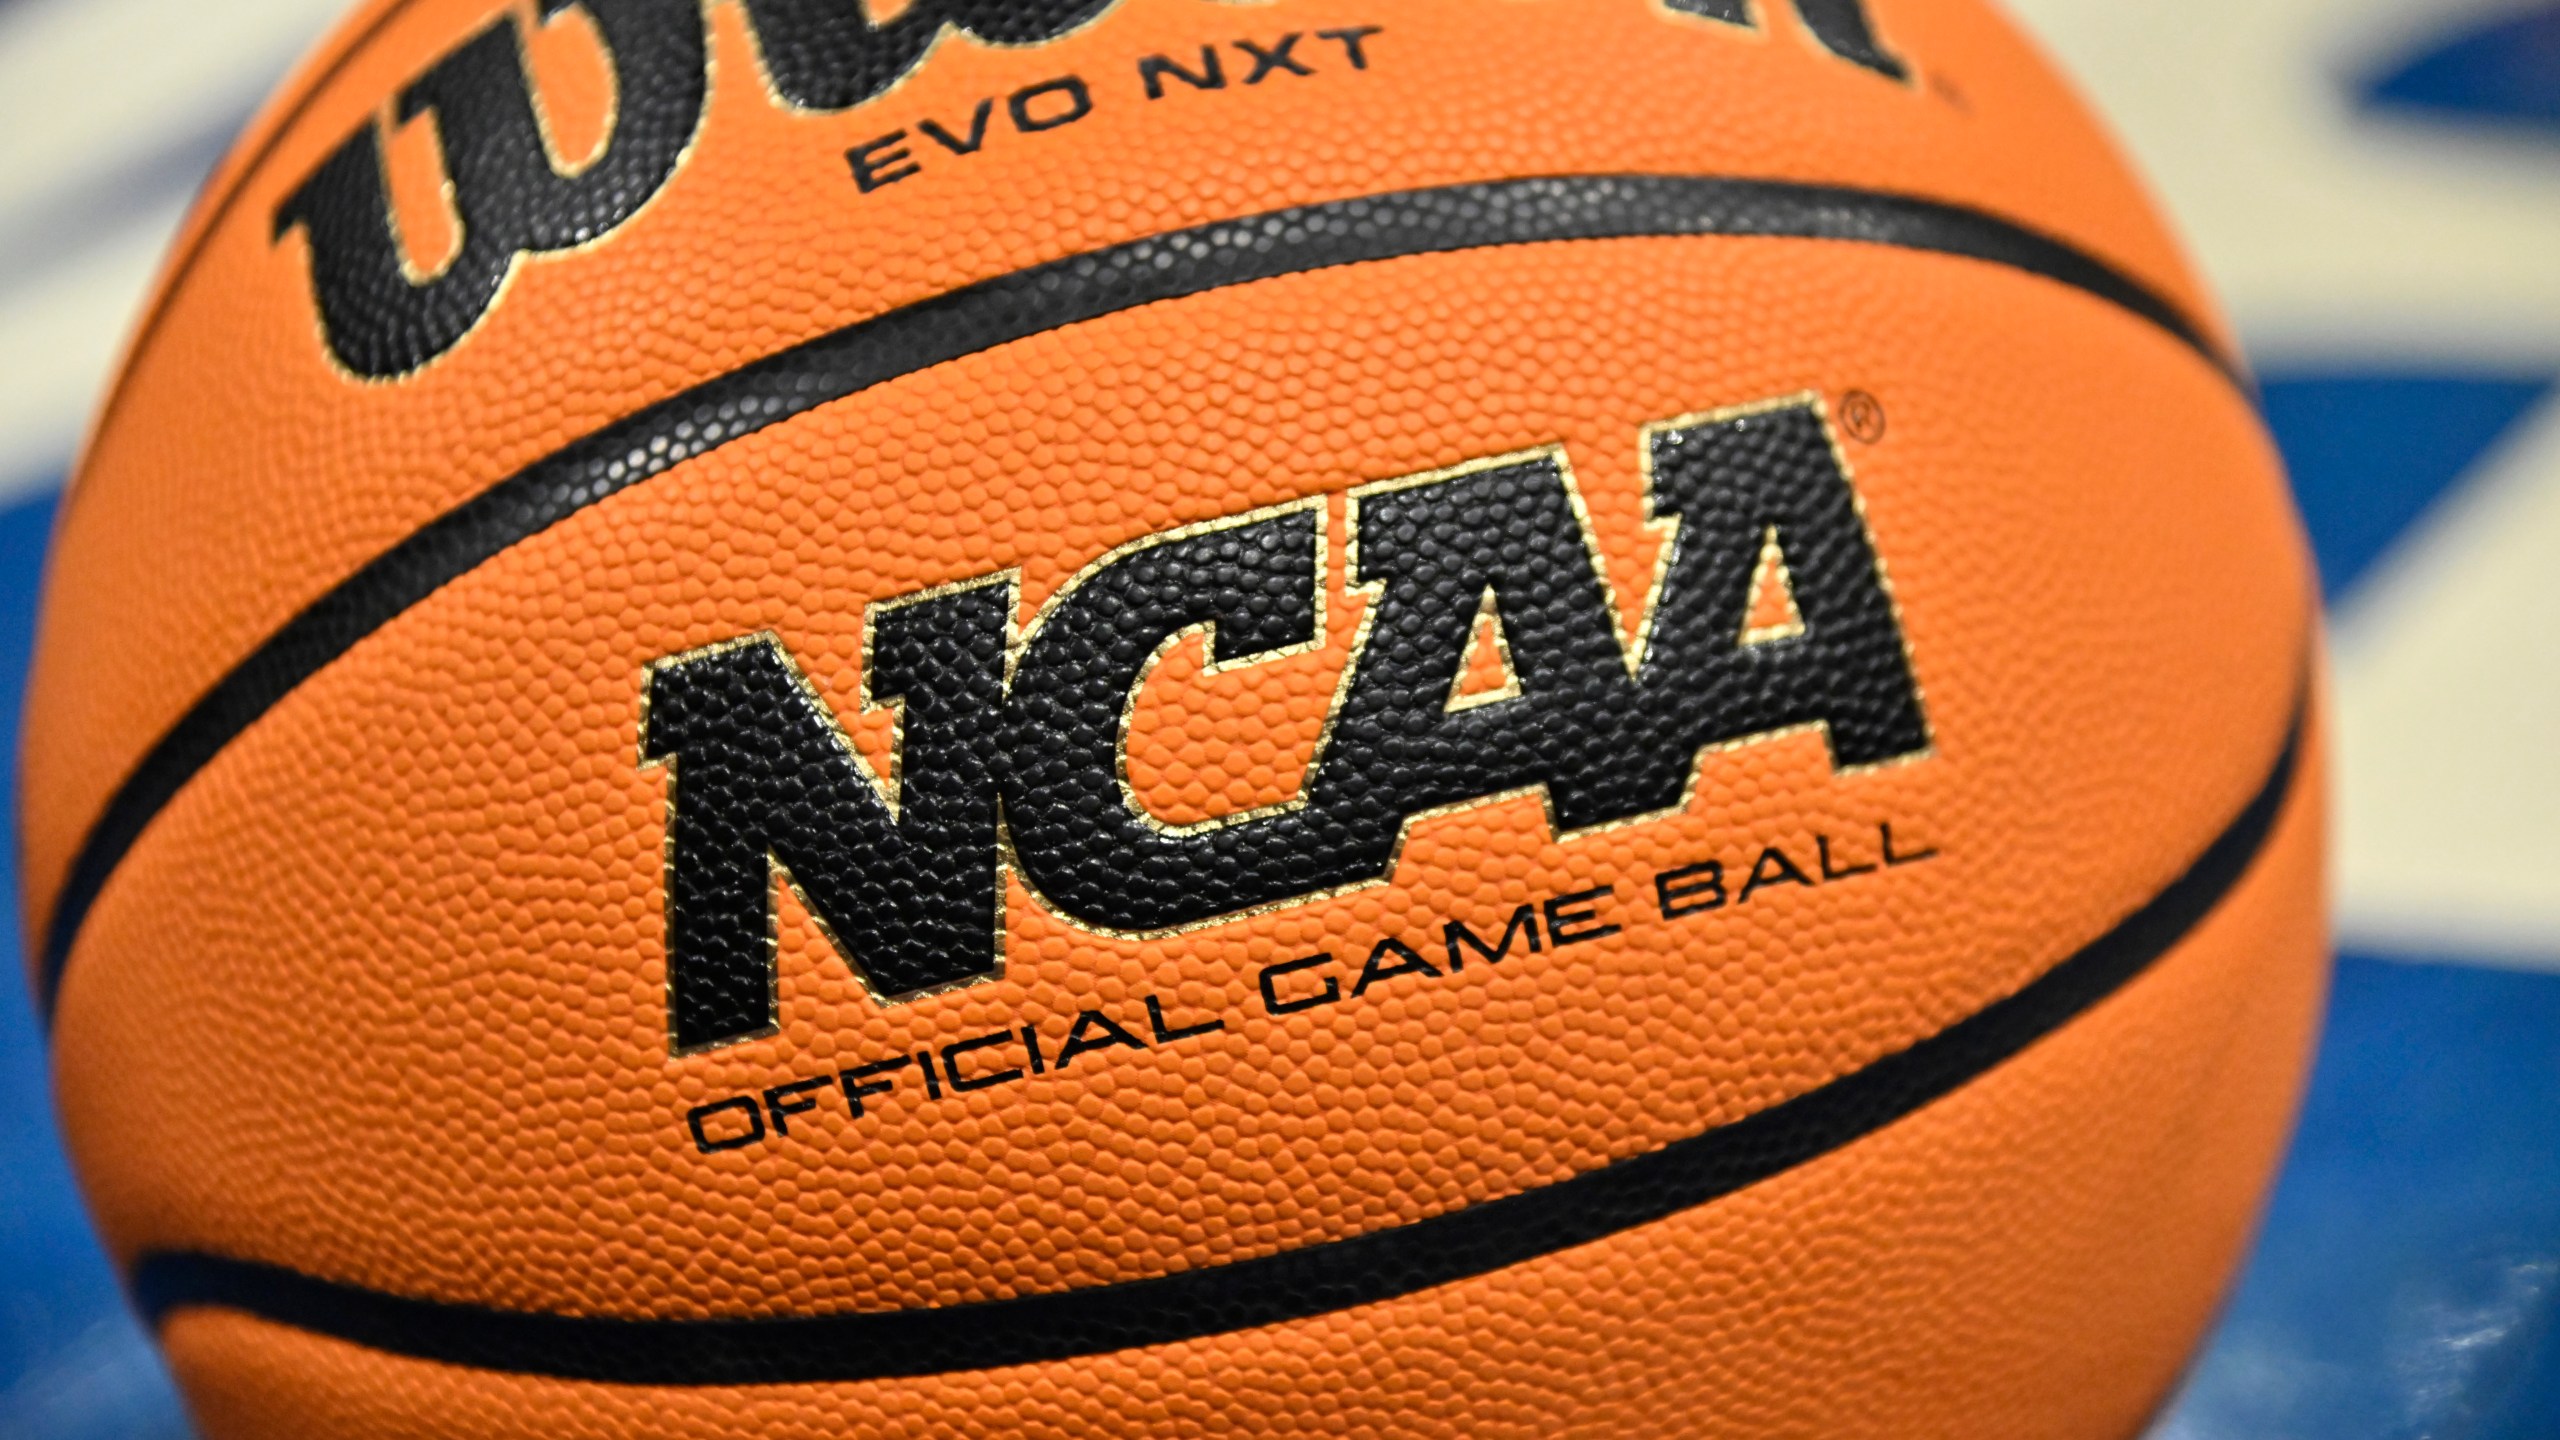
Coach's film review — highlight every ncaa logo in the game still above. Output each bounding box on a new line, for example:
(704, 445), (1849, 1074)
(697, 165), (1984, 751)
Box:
(640, 397), (1928, 1051)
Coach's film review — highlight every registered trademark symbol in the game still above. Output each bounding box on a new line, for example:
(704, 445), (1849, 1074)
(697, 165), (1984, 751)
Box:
(1840, 391), (1887, 444)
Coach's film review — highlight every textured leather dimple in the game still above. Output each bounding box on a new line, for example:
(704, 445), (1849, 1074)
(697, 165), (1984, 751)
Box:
(154, 730), (2330, 1439)
(30, 172), (2220, 1010)
(275, 0), (708, 376)
(24, 0), (2228, 953)
(53, 227), (2310, 1360)
(738, 0), (1123, 111)
(28, 1), (2324, 1435)
(125, 701), (2304, 1385)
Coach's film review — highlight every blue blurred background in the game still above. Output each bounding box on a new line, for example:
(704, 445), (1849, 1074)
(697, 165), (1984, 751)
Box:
(3, 1), (2559, 1435)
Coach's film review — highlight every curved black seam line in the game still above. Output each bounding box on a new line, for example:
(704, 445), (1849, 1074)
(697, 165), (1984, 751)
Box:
(38, 172), (2240, 1018)
(128, 692), (2304, 1385)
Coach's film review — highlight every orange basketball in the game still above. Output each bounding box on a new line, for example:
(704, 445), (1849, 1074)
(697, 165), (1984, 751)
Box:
(24, 0), (2325, 1435)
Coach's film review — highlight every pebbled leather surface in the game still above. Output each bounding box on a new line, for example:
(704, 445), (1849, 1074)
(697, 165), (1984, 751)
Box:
(153, 720), (2331, 1437)
(23, 0), (2232, 957)
(25, 0), (2323, 1435)
(126, 700), (2304, 1384)
(29, 172), (2221, 1016)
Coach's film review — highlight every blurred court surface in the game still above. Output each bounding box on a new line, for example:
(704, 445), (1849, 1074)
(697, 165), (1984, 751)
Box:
(3, 1), (2558, 1435)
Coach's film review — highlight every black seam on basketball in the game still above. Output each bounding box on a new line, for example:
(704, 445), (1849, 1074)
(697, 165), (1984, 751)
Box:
(37, 173), (2242, 1017)
(127, 690), (2305, 1384)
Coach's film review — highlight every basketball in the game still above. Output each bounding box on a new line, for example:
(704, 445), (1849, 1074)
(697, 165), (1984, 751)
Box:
(22, 0), (2325, 1434)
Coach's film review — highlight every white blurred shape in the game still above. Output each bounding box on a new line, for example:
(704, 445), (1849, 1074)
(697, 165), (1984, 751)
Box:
(0, 191), (190, 491)
(2006, 0), (2560, 966)
(0, 0), (349, 495)
(2001, 0), (2560, 369)
(2329, 392), (2560, 966)
(0, 0), (347, 229)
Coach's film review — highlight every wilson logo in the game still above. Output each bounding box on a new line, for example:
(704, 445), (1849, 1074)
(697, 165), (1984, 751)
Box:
(640, 398), (1929, 1052)
(273, 0), (1910, 379)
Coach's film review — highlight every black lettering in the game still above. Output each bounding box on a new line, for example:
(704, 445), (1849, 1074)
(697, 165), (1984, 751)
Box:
(1882, 822), (1937, 866)
(919, 98), (996, 154)
(762, 1075), (831, 1134)
(274, 0), (707, 377)
(846, 129), (921, 190)
(1055, 1009), (1148, 1068)
(1315, 25), (1382, 69)
(1008, 75), (1092, 132)
(1544, 886), (1621, 945)
(1791, 0), (1907, 80)
(917, 1049), (943, 1099)
(1235, 33), (1313, 83)
(738, 0), (1112, 111)
(1443, 903), (1540, 970)
(1634, 402), (1930, 771)
(286, 0), (1902, 378)
(1740, 845), (1814, 902)
(1139, 46), (1225, 98)
(942, 1028), (1026, 1091)
(1145, 994), (1226, 1043)
(1352, 937), (1440, 995)
(1655, 861), (1727, 919)
(642, 589), (1008, 1053)
(999, 506), (1328, 931)
(1022, 1022), (1046, 1074)
(838, 1056), (909, 1117)
(1660, 0), (1905, 80)
(1817, 833), (1877, 880)
(687, 1096), (765, 1153)
(1259, 954), (1339, 1015)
